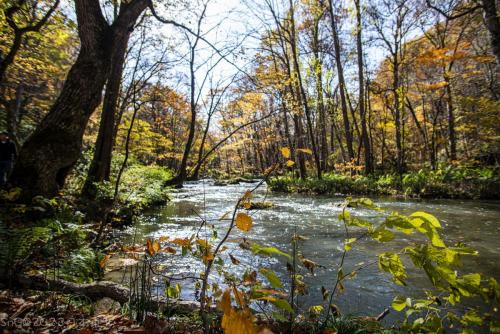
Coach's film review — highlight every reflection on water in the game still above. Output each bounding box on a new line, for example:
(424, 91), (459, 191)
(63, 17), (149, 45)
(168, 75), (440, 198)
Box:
(110, 179), (500, 323)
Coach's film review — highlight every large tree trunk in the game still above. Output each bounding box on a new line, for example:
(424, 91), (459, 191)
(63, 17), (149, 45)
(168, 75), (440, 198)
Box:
(9, 0), (148, 200)
(10, 43), (112, 199)
(82, 34), (130, 198)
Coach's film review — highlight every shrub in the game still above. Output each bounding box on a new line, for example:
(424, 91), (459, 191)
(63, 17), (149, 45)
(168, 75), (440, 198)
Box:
(268, 165), (500, 199)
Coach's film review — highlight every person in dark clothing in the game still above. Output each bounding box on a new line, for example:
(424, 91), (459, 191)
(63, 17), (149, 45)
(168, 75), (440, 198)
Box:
(0, 132), (17, 187)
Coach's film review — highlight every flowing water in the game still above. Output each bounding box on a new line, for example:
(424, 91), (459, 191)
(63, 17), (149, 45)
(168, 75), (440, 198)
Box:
(110, 180), (500, 323)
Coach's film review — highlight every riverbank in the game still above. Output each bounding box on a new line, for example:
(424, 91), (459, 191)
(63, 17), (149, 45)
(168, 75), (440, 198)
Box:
(268, 166), (500, 199)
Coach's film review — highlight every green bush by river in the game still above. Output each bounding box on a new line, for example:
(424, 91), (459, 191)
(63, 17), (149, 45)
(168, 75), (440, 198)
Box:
(268, 165), (500, 199)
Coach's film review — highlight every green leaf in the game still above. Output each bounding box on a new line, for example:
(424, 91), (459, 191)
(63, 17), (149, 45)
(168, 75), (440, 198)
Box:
(378, 252), (407, 285)
(344, 238), (356, 251)
(410, 211), (441, 228)
(166, 283), (181, 298)
(346, 217), (373, 228)
(425, 225), (446, 248)
(357, 198), (379, 210)
(347, 198), (379, 210)
(271, 298), (293, 313)
(371, 227), (394, 242)
(260, 268), (283, 289)
(392, 295), (409, 311)
(385, 213), (415, 234)
(461, 310), (483, 326)
(251, 243), (291, 259)
(456, 273), (481, 296)
(338, 210), (351, 221)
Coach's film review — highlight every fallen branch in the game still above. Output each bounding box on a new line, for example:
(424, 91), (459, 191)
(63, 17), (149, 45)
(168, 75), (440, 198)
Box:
(15, 274), (130, 304)
(376, 308), (390, 321)
(10, 274), (216, 313)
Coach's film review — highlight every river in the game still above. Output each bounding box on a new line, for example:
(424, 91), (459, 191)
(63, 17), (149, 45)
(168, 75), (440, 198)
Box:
(110, 179), (500, 324)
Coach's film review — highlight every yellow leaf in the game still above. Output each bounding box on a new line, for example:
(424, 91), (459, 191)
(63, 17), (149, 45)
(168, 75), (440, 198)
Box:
(242, 190), (252, 201)
(235, 213), (253, 232)
(203, 250), (214, 263)
(146, 239), (160, 256)
(218, 289), (232, 314)
(99, 255), (110, 269)
(241, 190), (253, 209)
(161, 246), (177, 254)
(171, 238), (191, 247)
(286, 160), (295, 167)
(297, 148), (313, 154)
(222, 308), (256, 334)
(159, 236), (170, 242)
(280, 147), (291, 158)
(196, 239), (210, 248)
(153, 240), (160, 252)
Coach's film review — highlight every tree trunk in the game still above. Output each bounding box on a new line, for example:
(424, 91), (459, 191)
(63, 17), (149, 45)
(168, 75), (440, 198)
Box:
(311, 17), (328, 171)
(10, 42), (112, 199)
(0, 31), (23, 85)
(393, 53), (404, 174)
(175, 20), (203, 186)
(328, 1), (354, 161)
(293, 114), (307, 179)
(9, 0), (148, 200)
(288, 0), (322, 179)
(5, 85), (24, 148)
(355, 0), (373, 174)
(82, 33), (130, 198)
(481, 0), (500, 71)
(445, 76), (457, 160)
